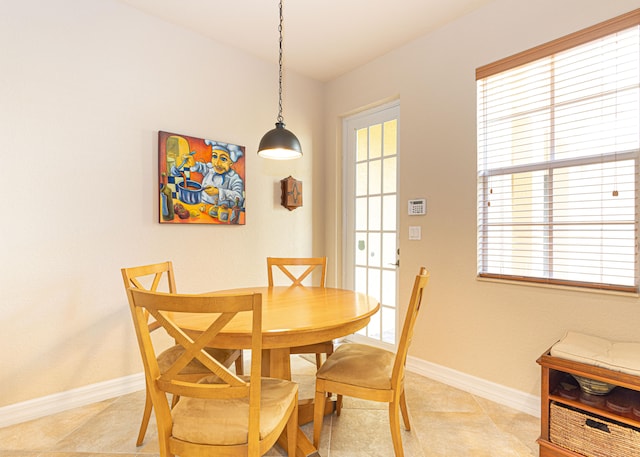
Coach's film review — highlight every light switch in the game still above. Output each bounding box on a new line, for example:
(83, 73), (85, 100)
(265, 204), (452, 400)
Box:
(409, 226), (421, 240)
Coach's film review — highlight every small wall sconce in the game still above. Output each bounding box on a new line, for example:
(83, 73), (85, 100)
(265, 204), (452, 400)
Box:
(280, 176), (302, 211)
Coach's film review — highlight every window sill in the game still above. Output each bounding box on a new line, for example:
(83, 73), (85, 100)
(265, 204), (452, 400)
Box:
(476, 275), (639, 298)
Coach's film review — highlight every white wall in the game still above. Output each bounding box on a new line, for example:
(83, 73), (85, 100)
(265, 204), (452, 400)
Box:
(0, 0), (323, 407)
(324, 0), (640, 397)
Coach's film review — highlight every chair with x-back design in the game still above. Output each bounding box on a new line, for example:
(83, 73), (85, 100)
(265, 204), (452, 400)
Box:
(125, 287), (298, 456)
(121, 261), (244, 446)
(313, 267), (430, 457)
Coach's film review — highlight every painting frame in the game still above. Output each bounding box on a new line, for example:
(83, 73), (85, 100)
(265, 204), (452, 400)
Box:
(158, 131), (246, 225)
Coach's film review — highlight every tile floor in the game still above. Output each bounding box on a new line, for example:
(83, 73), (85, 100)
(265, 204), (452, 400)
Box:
(0, 356), (540, 457)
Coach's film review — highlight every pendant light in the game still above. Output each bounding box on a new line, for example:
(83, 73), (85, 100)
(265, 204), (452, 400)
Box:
(257, 0), (302, 160)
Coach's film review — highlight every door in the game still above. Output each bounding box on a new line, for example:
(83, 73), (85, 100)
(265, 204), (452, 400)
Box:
(343, 101), (400, 348)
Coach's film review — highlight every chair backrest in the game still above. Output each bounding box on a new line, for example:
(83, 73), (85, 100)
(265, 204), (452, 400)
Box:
(267, 257), (327, 287)
(125, 287), (264, 449)
(391, 267), (430, 389)
(122, 261), (177, 332)
(121, 261), (177, 293)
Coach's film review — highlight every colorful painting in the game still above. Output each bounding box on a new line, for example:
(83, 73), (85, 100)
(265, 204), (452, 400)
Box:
(159, 131), (245, 225)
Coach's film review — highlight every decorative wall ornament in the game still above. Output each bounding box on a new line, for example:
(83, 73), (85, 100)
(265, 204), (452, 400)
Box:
(280, 176), (302, 211)
(159, 131), (246, 225)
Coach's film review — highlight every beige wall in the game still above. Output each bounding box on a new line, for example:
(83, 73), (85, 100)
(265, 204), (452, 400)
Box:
(323, 0), (640, 398)
(0, 0), (323, 407)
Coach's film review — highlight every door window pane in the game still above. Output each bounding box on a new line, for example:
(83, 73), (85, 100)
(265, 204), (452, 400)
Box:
(355, 197), (367, 230)
(382, 195), (396, 231)
(369, 159), (382, 195)
(369, 124), (382, 159)
(383, 157), (396, 194)
(356, 162), (368, 196)
(368, 196), (381, 231)
(382, 233), (396, 269)
(383, 120), (397, 156)
(355, 233), (367, 266)
(357, 128), (368, 161)
(367, 309), (381, 339)
(381, 306), (396, 344)
(381, 269), (397, 308)
(368, 233), (381, 267)
(368, 267), (381, 301)
(355, 266), (367, 294)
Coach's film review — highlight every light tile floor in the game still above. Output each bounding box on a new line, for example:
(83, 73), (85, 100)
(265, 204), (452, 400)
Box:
(0, 356), (540, 457)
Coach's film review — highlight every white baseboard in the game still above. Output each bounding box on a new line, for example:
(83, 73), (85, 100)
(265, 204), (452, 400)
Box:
(0, 373), (145, 428)
(0, 359), (540, 429)
(406, 355), (540, 418)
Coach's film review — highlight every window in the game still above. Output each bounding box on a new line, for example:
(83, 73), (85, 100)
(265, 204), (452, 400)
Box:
(476, 10), (640, 292)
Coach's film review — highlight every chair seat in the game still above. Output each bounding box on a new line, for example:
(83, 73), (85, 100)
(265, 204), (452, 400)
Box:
(316, 343), (394, 390)
(171, 376), (298, 445)
(158, 345), (238, 375)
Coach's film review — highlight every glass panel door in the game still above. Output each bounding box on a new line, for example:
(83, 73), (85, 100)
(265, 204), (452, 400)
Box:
(344, 101), (399, 347)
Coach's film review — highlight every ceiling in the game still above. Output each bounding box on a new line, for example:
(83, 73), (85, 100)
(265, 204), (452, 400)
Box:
(118, 0), (495, 82)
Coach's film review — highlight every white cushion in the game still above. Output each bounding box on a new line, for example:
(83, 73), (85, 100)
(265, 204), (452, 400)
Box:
(550, 331), (640, 376)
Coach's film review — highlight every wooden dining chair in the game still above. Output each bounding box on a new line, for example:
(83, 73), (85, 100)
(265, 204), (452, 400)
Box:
(121, 261), (244, 446)
(125, 288), (298, 457)
(312, 267), (430, 457)
(266, 257), (333, 368)
(267, 256), (327, 287)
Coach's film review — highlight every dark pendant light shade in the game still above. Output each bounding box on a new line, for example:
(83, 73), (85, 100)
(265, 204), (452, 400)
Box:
(257, 0), (302, 160)
(258, 122), (302, 160)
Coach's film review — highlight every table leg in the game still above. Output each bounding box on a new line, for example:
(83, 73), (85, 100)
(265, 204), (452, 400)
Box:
(266, 347), (321, 456)
(298, 396), (335, 425)
(264, 348), (336, 424)
(277, 428), (321, 457)
(263, 347), (292, 379)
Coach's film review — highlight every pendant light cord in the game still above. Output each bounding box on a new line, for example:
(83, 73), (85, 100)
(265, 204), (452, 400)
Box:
(277, 0), (284, 124)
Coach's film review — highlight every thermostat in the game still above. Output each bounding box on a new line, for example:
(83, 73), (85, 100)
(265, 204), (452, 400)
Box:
(408, 199), (426, 215)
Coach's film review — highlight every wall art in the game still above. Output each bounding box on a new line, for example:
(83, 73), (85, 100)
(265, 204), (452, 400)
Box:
(159, 131), (245, 225)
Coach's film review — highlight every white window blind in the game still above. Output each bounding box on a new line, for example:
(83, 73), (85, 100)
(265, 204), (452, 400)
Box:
(477, 10), (640, 292)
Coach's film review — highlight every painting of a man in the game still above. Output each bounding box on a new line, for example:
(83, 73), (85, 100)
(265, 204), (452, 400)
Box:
(159, 131), (246, 225)
(174, 140), (244, 208)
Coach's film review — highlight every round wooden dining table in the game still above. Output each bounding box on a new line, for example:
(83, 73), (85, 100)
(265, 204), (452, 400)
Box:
(173, 285), (380, 457)
(175, 285), (380, 378)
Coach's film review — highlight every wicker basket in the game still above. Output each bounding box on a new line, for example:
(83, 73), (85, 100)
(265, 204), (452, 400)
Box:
(550, 402), (640, 457)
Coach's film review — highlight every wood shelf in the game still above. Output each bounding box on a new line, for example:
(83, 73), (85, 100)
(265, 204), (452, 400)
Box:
(547, 393), (640, 428)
